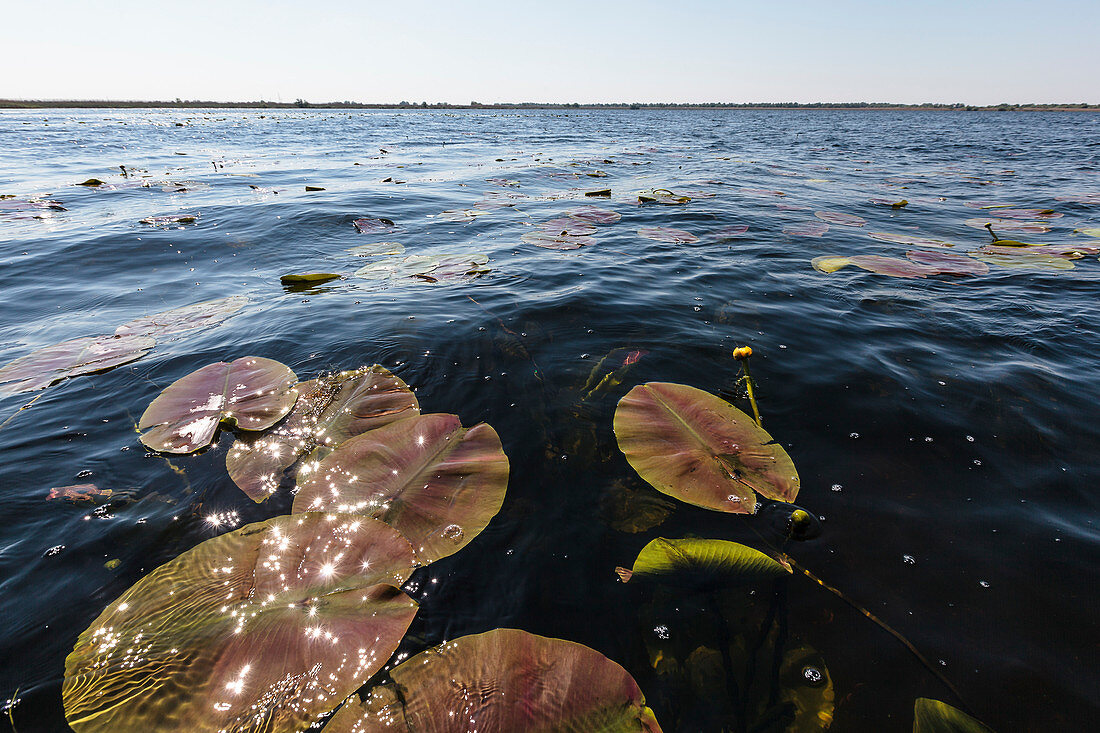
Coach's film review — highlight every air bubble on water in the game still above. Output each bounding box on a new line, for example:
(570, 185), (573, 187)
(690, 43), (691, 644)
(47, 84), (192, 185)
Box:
(902, 554), (915, 565)
(966, 435), (975, 442)
(924, 437), (933, 442)
(831, 484), (843, 492)
(939, 659), (947, 667)
(45, 545), (64, 557)
(653, 625), (670, 640)
(979, 580), (990, 588)
(973, 459), (982, 466)
(849, 432), (860, 439)
(802, 666), (824, 684)
(726, 495), (741, 504)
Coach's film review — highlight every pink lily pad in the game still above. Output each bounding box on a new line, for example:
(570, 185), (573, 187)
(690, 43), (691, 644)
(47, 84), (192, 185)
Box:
(848, 255), (936, 278)
(0, 335), (156, 396)
(325, 629), (661, 733)
(293, 413), (510, 563)
(906, 250), (989, 275)
(867, 231), (956, 248)
(784, 221), (829, 237)
(62, 513), (419, 733)
(115, 296), (248, 338)
(613, 382), (799, 514)
(711, 224), (749, 238)
(963, 218), (1052, 233)
(561, 206), (622, 224)
(521, 230), (595, 249)
(138, 357), (298, 454)
(637, 226), (699, 243)
(538, 217), (598, 236)
(976, 243), (1096, 259)
(815, 211), (866, 227)
(227, 365), (420, 503)
(353, 217), (396, 234)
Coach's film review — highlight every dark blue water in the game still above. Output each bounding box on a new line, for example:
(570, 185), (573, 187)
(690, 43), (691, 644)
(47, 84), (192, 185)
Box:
(1, 109), (1098, 732)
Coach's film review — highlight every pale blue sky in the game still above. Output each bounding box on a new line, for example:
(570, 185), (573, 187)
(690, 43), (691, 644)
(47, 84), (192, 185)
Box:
(2, 0), (1096, 104)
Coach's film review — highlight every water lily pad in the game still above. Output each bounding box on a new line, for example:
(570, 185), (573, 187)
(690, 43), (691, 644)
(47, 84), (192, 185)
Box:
(62, 513), (419, 733)
(638, 189), (691, 205)
(1074, 227), (1100, 238)
(637, 226), (699, 243)
(521, 230), (596, 249)
(538, 217), (598, 236)
(811, 256), (852, 273)
(280, 272), (342, 285)
(963, 218), (1051, 233)
(353, 217), (396, 234)
(711, 224), (749, 238)
(614, 382), (800, 514)
(814, 211), (866, 227)
(740, 187), (786, 197)
(906, 250), (989, 275)
(982, 208), (1061, 219)
(293, 413), (509, 563)
(869, 198), (908, 208)
(848, 255), (936, 278)
(0, 335), (156, 395)
(784, 221), (829, 237)
(138, 357), (298, 453)
(346, 242), (405, 257)
(563, 206), (622, 224)
(325, 629), (661, 733)
(139, 214), (198, 226)
(977, 243), (1096, 258)
(867, 231), (956, 248)
(115, 296), (249, 338)
(913, 698), (993, 733)
(972, 253), (1075, 270)
(585, 189), (612, 197)
(227, 365), (420, 502)
(434, 209), (490, 223)
(354, 254), (489, 281)
(615, 538), (790, 585)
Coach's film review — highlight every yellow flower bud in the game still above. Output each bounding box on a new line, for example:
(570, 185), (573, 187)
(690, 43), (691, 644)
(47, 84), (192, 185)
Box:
(733, 346), (753, 360)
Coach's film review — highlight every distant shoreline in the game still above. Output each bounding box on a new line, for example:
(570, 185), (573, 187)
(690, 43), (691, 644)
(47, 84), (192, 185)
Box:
(1, 100), (1096, 112)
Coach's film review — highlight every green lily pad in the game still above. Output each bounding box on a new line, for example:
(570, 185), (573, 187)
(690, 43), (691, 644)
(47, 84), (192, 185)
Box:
(0, 334), (156, 396)
(346, 242), (405, 257)
(615, 538), (790, 585)
(849, 255), (936, 278)
(115, 296), (249, 338)
(138, 356), (298, 453)
(815, 211), (866, 227)
(227, 365), (419, 502)
(971, 253), (1075, 270)
(811, 256), (852, 273)
(637, 226), (699, 243)
(613, 382), (800, 514)
(1075, 228), (1100, 238)
(325, 629), (662, 733)
(867, 231), (956, 248)
(293, 413), (510, 563)
(62, 513), (418, 733)
(785, 221), (829, 237)
(280, 272), (342, 285)
(777, 647), (835, 733)
(913, 698), (993, 732)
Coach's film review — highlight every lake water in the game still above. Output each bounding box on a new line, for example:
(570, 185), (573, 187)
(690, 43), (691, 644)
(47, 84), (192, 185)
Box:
(1, 108), (1097, 732)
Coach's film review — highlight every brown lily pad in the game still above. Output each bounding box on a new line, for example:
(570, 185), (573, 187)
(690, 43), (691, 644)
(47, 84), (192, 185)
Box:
(0, 335), (156, 396)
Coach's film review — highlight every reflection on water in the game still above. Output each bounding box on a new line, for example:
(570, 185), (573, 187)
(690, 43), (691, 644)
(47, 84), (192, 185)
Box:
(0, 108), (1098, 731)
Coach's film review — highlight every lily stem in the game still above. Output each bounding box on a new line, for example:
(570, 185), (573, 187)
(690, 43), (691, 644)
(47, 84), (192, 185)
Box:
(741, 361), (764, 428)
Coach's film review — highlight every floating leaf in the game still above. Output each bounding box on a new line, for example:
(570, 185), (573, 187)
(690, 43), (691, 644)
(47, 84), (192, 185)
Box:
(46, 484), (113, 503)
(638, 189), (691, 205)
(0, 335), (155, 395)
(869, 198), (908, 208)
(811, 256), (852, 273)
(227, 365), (420, 502)
(562, 206), (622, 224)
(971, 253), (1075, 270)
(62, 513), (418, 733)
(138, 356), (298, 453)
(963, 218), (1051, 233)
(637, 226), (699, 243)
(848, 255), (936, 278)
(77, 178), (104, 187)
(346, 242), (405, 257)
(977, 243), (1096, 258)
(613, 382), (800, 514)
(353, 217), (396, 234)
(538, 216), (598, 236)
(293, 413), (509, 563)
(814, 211), (866, 227)
(981, 208), (1061, 219)
(115, 296), (249, 338)
(711, 224), (749, 238)
(906, 250), (989, 275)
(913, 698), (993, 733)
(434, 209), (490, 223)
(585, 188), (612, 197)
(139, 214), (198, 226)
(280, 273), (342, 285)
(1075, 227), (1100, 238)
(615, 538), (790, 585)
(740, 187), (786, 197)
(521, 230), (596, 249)
(784, 221), (829, 237)
(325, 629), (661, 733)
(305, 185), (326, 191)
(354, 254), (489, 281)
(867, 231), (956, 248)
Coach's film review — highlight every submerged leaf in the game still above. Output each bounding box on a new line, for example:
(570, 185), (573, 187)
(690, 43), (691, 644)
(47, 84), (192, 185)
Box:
(346, 242), (405, 257)
(293, 413), (510, 563)
(326, 629), (661, 733)
(906, 250), (989, 275)
(711, 224), (749, 238)
(115, 296), (248, 338)
(434, 209), (491, 223)
(616, 537), (790, 585)
(138, 356), (298, 453)
(867, 231), (956, 248)
(814, 211), (866, 227)
(913, 698), (993, 733)
(227, 365), (419, 502)
(613, 382), (800, 514)
(637, 226), (699, 243)
(62, 513), (418, 733)
(0, 335), (155, 395)
(784, 221), (829, 237)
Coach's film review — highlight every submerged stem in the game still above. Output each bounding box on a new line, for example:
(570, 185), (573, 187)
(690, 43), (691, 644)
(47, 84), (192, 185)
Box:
(742, 362), (763, 428)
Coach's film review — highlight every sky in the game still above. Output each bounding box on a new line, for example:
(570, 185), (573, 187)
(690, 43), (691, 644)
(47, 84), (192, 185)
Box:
(2, 0), (1097, 105)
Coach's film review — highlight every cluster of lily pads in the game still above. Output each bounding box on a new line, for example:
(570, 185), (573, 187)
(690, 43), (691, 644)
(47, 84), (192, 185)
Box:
(60, 354), (672, 732)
